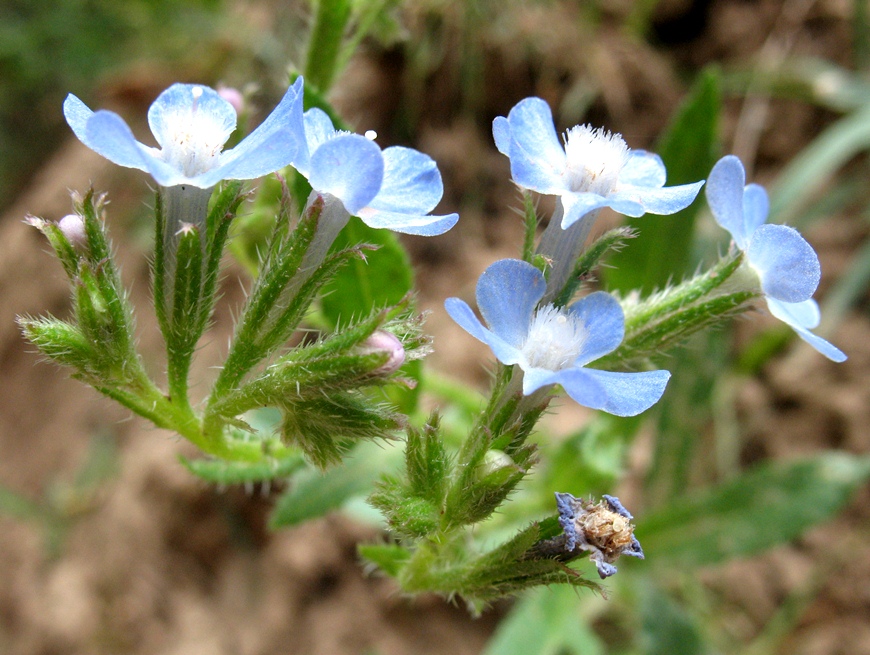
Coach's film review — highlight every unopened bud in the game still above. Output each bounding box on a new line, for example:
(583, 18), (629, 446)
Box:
(360, 330), (405, 375)
(476, 449), (515, 480)
(217, 86), (245, 115)
(58, 214), (87, 246)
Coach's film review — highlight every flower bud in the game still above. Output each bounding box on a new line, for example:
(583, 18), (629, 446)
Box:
(58, 214), (87, 247)
(217, 86), (245, 115)
(360, 330), (405, 375)
(476, 449), (515, 480)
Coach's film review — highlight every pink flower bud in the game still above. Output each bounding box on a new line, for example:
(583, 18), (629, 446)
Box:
(360, 331), (405, 375)
(58, 214), (87, 246)
(217, 86), (245, 115)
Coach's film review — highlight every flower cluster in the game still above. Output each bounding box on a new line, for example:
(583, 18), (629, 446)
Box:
(42, 74), (850, 604)
(64, 78), (456, 235)
(707, 156), (846, 362)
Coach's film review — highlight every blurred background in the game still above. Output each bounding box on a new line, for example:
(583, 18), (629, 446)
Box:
(1, 0), (869, 653)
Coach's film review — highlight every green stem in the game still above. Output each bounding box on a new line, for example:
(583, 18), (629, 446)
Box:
(305, 0), (353, 93)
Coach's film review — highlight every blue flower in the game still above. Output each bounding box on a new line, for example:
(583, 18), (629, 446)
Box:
(492, 97), (704, 229)
(445, 259), (670, 416)
(294, 108), (458, 236)
(63, 78), (306, 188)
(707, 155), (846, 362)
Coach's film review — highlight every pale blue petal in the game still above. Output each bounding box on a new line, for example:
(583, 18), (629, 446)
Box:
(368, 146), (442, 214)
(84, 111), (181, 185)
(569, 368), (671, 416)
(522, 367), (573, 396)
(560, 192), (611, 228)
(64, 96), (152, 171)
(505, 98), (566, 193)
(147, 84), (236, 151)
(770, 297), (821, 329)
(545, 368), (607, 411)
(477, 259), (545, 348)
(707, 155), (749, 247)
(619, 150), (666, 187)
(207, 77), (305, 183)
(64, 95), (99, 151)
(603, 194), (647, 217)
(613, 180), (704, 216)
(308, 134), (384, 215)
(748, 224), (820, 303)
(357, 209), (458, 236)
(303, 107), (338, 156)
(492, 116), (511, 155)
(566, 291), (625, 366)
(444, 297), (524, 365)
(742, 183), (769, 235)
(767, 298), (847, 362)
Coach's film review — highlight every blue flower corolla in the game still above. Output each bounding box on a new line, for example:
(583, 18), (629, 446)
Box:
(706, 155), (846, 362)
(293, 108), (458, 236)
(63, 78), (305, 188)
(492, 97), (704, 229)
(445, 259), (671, 416)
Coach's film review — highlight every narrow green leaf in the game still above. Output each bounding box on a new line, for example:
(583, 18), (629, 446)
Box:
(639, 581), (705, 655)
(269, 441), (400, 528)
(641, 452), (870, 567)
(482, 586), (604, 655)
(770, 101), (870, 224)
(406, 416), (450, 504)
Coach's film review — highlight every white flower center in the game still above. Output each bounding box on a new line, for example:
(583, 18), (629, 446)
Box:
(562, 125), (630, 195)
(160, 87), (233, 177)
(521, 304), (588, 371)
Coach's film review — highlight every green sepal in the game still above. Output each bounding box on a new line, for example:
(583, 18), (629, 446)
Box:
(73, 263), (136, 380)
(446, 444), (538, 528)
(25, 216), (80, 281)
(77, 188), (112, 266)
(180, 450), (304, 485)
(368, 415), (452, 539)
(521, 191), (538, 263)
(166, 225), (203, 401)
(211, 194), (357, 399)
(358, 543), (412, 577)
(368, 477), (441, 538)
(462, 525), (602, 603)
(280, 392), (403, 469)
(552, 226), (636, 308)
(17, 317), (93, 374)
(405, 414), (451, 504)
(154, 182), (246, 403)
(397, 525), (602, 613)
(207, 299), (426, 421)
(597, 253), (757, 369)
(210, 350), (389, 419)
